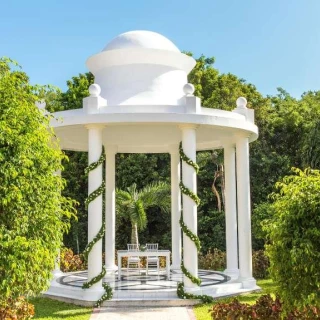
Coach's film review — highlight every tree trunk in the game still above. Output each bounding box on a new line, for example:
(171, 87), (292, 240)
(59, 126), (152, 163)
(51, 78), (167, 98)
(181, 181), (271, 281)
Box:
(131, 223), (139, 246)
(212, 172), (222, 212)
(220, 164), (225, 212)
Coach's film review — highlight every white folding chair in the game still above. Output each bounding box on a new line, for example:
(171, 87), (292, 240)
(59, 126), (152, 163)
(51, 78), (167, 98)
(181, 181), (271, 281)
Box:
(127, 244), (140, 275)
(146, 243), (159, 275)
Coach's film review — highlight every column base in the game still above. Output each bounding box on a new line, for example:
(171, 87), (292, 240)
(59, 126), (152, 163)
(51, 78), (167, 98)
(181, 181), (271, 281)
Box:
(223, 268), (239, 280)
(184, 285), (202, 295)
(241, 277), (257, 289)
(82, 286), (105, 301)
(170, 265), (182, 272)
(52, 269), (64, 278)
(105, 264), (118, 274)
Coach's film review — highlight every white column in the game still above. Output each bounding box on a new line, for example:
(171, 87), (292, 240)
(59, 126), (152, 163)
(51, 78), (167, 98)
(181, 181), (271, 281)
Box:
(180, 125), (198, 290)
(223, 144), (239, 278)
(105, 145), (117, 272)
(87, 125), (104, 289)
(236, 136), (256, 288)
(170, 147), (181, 271)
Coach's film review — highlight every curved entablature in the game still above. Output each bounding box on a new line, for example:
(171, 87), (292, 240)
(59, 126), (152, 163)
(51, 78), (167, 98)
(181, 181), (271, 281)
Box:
(50, 107), (258, 153)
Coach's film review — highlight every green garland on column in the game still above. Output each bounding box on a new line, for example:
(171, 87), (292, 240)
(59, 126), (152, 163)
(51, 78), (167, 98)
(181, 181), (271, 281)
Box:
(178, 142), (213, 303)
(82, 146), (113, 306)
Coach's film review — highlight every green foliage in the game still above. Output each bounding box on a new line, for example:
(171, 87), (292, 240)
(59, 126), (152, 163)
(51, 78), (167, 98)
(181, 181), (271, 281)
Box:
(264, 168), (320, 310)
(198, 210), (226, 253)
(0, 57), (76, 302)
(116, 181), (170, 245)
(252, 202), (273, 250)
(59, 73), (94, 111)
(62, 151), (88, 253)
(198, 248), (226, 271)
(303, 120), (320, 169)
(116, 153), (170, 190)
(252, 250), (270, 279)
(60, 248), (86, 272)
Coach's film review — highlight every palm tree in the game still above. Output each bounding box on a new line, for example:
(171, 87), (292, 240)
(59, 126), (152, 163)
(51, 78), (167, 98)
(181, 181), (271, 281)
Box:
(116, 181), (170, 246)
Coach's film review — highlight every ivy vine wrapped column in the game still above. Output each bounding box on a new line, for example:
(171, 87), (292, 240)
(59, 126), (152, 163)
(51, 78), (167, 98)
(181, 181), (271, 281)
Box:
(223, 143), (239, 278)
(86, 124), (104, 289)
(180, 124), (198, 290)
(169, 146), (181, 271)
(105, 145), (117, 271)
(236, 135), (256, 288)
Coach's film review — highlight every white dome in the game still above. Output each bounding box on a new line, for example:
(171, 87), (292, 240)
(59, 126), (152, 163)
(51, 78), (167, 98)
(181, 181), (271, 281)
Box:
(102, 30), (180, 53)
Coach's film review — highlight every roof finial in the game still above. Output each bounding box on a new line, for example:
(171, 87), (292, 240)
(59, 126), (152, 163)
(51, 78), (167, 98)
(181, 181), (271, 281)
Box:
(89, 84), (101, 97)
(236, 97), (247, 109)
(183, 83), (195, 96)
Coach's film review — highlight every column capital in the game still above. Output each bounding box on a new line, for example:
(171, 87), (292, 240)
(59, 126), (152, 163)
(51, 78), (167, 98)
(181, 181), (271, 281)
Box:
(105, 145), (118, 155)
(235, 132), (251, 141)
(222, 140), (236, 149)
(168, 144), (179, 155)
(178, 124), (199, 131)
(85, 124), (106, 130)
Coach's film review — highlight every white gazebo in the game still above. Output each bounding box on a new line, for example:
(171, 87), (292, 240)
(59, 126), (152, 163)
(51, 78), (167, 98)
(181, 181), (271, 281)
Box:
(46, 30), (259, 304)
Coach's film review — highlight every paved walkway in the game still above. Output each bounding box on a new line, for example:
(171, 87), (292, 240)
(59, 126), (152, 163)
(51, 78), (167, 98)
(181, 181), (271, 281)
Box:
(90, 307), (196, 320)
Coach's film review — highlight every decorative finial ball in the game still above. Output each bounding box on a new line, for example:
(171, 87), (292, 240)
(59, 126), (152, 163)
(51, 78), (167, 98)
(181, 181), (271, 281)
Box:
(236, 97), (247, 108)
(89, 84), (101, 97)
(183, 83), (195, 96)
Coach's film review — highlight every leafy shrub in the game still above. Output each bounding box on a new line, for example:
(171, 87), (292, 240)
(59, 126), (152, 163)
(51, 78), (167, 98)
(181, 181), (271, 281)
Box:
(198, 248), (269, 278)
(0, 296), (34, 320)
(253, 294), (282, 319)
(264, 168), (320, 310)
(198, 248), (226, 271)
(60, 248), (86, 272)
(210, 294), (320, 320)
(252, 250), (270, 279)
(210, 298), (253, 319)
(210, 294), (282, 319)
(286, 305), (320, 319)
(0, 58), (76, 303)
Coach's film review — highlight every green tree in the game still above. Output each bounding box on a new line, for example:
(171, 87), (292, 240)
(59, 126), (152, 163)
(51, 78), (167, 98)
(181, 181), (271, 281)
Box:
(0, 58), (76, 302)
(54, 73), (94, 252)
(116, 182), (170, 245)
(264, 168), (320, 310)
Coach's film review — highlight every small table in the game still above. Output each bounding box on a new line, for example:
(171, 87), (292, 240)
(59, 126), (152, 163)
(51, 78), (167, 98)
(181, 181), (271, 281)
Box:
(117, 250), (171, 280)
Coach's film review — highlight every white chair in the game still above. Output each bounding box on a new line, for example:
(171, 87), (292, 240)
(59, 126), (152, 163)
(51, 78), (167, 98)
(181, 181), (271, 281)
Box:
(127, 244), (140, 274)
(146, 243), (159, 275)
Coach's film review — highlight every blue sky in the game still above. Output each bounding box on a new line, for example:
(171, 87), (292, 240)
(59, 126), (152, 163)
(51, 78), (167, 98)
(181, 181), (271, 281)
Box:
(1, 0), (320, 98)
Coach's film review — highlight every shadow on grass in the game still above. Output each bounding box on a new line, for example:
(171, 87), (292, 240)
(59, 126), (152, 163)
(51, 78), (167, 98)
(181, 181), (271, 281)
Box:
(30, 297), (92, 320)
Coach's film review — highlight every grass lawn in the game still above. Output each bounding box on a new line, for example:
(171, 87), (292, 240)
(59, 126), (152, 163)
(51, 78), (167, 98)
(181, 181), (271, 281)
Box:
(193, 279), (278, 320)
(30, 297), (92, 320)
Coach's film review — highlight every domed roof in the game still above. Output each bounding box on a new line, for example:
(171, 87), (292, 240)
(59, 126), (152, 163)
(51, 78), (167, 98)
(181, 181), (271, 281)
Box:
(102, 30), (180, 53)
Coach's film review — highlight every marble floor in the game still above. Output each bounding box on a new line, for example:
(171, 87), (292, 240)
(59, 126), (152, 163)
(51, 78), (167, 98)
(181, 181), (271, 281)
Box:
(58, 269), (230, 292)
(45, 269), (260, 305)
